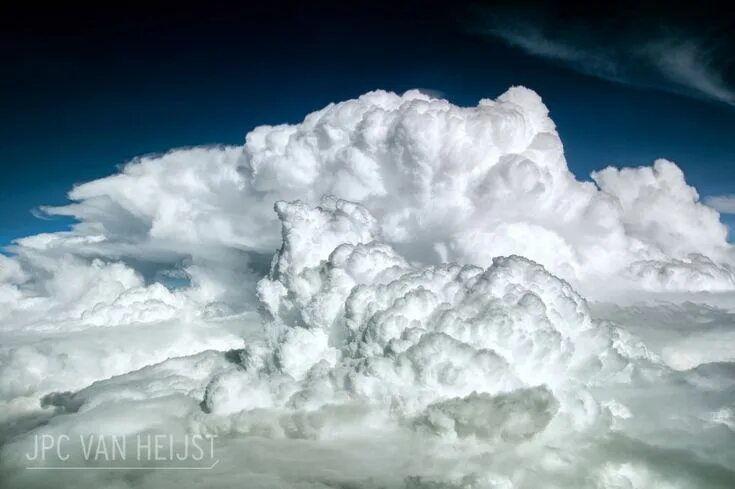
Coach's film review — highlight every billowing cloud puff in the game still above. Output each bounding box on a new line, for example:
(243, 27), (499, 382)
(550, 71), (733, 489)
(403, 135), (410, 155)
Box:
(1, 87), (735, 489)
(3, 198), (734, 489)
(6, 86), (729, 304)
(208, 199), (648, 421)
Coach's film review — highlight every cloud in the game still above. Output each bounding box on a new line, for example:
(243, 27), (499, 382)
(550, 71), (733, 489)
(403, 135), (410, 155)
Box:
(3, 195), (735, 488)
(643, 39), (735, 105)
(483, 23), (622, 81)
(706, 194), (735, 214)
(479, 17), (735, 105)
(593, 300), (735, 370)
(8, 87), (730, 301)
(1, 87), (735, 488)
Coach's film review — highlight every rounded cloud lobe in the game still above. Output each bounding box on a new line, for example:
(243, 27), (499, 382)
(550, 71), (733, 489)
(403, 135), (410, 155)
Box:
(1, 88), (734, 488)
(18, 86), (734, 297)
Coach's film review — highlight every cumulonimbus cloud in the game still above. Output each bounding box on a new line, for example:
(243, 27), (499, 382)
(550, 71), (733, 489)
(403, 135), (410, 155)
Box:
(1, 87), (735, 488)
(9, 86), (733, 301)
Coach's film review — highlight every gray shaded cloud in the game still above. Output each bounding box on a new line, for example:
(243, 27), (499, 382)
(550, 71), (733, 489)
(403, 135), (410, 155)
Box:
(706, 194), (735, 214)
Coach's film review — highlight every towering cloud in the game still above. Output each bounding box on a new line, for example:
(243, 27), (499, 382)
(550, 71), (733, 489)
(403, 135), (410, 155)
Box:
(1, 88), (734, 488)
(5, 86), (731, 305)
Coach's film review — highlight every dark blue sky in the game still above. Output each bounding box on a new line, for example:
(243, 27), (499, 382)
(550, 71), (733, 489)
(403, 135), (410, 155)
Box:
(2, 1), (734, 245)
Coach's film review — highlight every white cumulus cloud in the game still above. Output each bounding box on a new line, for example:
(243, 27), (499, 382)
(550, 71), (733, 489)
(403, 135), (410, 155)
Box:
(1, 87), (734, 488)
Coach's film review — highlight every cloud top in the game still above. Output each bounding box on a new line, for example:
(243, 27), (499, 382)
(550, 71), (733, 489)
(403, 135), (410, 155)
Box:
(10, 86), (733, 304)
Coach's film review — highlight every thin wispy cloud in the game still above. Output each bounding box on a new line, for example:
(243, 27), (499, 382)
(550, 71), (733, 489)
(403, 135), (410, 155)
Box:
(644, 39), (735, 105)
(480, 17), (734, 105)
(484, 24), (622, 81)
(706, 194), (735, 214)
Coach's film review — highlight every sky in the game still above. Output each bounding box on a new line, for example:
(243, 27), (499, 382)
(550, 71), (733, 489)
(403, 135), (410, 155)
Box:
(2, 0), (734, 245)
(4, 4), (735, 487)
